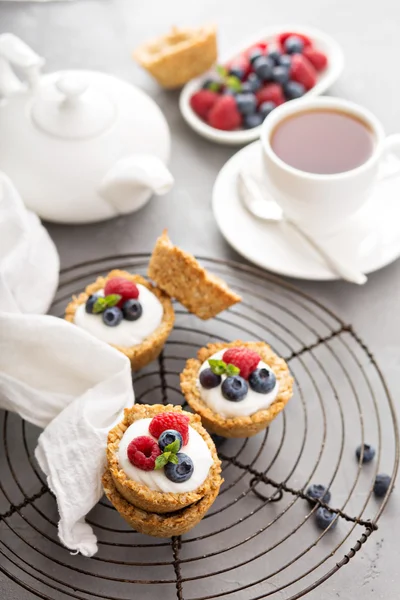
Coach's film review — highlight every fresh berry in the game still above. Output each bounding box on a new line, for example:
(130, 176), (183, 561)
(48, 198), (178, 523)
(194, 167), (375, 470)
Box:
(284, 35), (305, 54)
(200, 368), (221, 389)
(149, 412), (190, 446)
(268, 49), (282, 65)
(243, 113), (264, 129)
(221, 375), (248, 401)
(279, 54), (292, 68)
(248, 368), (276, 393)
(190, 90), (219, 119)
(122, 299), (142, 321)
(315, 507), (337, 530)
(229, 65), (245, 80)
(236, 92), (257, 115)
(223, 89), (237, 97)
(373, 474), (391, 498)
(306, 484), (331, 505)
(165, 452), (194, 483)
(272, 65), (290, 85)
(226, 55), (251, 78)
(278, 32), (312, 48)
(223, 347), (261, 380)
(158, 429), (183, 452)
(239, 82), (253, 93)
(85, 293), (101, 314)
(284, 81), (306, 99)
(256, 83), (285, 107)
(102, 306), (123, 327)
(303, 47), (328, 72)
(127, 436), (161, 471)
(253, 56), (274, 81)
(104, 277), (139, 307)
(259, 101), (276, 119)
(247, 73), (262, 92)
(290, 54), (317, 90)
(202, 77), (223, 92)
(207, 95), (242, 131)
(355, 443), (376, 463)
(249, 48), (263, 64)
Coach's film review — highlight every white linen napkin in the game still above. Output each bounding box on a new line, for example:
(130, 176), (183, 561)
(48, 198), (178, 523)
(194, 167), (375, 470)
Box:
(0, 172), (59, 314)
(0, 311), (135, 557)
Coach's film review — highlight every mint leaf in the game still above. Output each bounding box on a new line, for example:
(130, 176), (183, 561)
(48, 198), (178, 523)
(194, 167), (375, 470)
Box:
(93, 297), (107, 314)
(208, 359), (227, 376)
(155, 454), (169, 470)
(216, 64), (228, 78)
(209, 81), (221, 92)
(168, 454), (179, 464)
(226, 75), (242, 92)
(165, 439), (180, 454)
(104, 294), (122, 308)
(226, 363), (240, 376)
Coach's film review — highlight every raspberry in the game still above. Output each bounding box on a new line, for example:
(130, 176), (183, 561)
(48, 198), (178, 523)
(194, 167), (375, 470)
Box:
(226, 54), (252, 78)
(303, 47), (328, 72)
(207, 95), (242, 131)
(127, 436), (160, 471)
(149, 413), (190, 446)
(104, 277), (139, 307)
(222, 347), (261, 380)
(245, 42), (268, 59)
(277, 32), (312, 48)
(290, 54), (317, 91)
(190, 90), (219, 120)
(256, 83), (285, 107)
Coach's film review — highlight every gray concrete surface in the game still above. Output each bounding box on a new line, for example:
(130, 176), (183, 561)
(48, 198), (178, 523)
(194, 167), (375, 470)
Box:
(0, 0), (399, 598)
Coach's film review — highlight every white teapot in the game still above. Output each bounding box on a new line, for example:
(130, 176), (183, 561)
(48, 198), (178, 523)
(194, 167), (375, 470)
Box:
(0, 34), (174, 224)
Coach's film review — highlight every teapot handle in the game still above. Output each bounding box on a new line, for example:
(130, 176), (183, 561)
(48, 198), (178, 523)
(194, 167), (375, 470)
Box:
(0, 33), (44, 98)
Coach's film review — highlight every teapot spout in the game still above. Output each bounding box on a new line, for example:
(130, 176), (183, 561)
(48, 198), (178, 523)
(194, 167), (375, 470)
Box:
(99, 154), (174, 215)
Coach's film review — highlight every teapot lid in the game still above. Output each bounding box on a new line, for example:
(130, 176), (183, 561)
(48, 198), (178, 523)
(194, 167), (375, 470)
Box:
(31, 73), (117, 139)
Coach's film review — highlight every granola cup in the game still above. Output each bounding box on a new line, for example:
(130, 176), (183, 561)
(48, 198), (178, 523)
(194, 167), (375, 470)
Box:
(148, 230), (241, 319)
(180, 341), (294, 438)
(107, 404), (222, 514)
(65, 270), (174, 371)
(133, 25), (217, 89)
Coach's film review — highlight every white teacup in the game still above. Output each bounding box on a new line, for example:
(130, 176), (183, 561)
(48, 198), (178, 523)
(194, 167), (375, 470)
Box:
(261, 96), (400, 236)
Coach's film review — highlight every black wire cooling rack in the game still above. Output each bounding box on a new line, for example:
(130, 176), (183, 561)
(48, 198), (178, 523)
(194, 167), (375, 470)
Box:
(0, 255), (398, 600)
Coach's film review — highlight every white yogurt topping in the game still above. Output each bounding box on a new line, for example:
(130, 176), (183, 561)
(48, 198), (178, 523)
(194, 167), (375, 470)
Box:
(74, 284), (163, 347)
(197, 349), (279, 418)
(117, 418), (213, 493)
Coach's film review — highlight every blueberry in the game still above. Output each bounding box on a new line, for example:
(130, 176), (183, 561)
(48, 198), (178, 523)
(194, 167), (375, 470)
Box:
(158, 429), (183, 452)
(284, 81), (306, 100)
(247, 73), (262, 92)
(85, 293), (101, 314)
(102, 306), (123, 327)
(199, 368), (221, 389)
(165, 453), (194, 483)
(355, 443), (376, 463)
(202, 78), (223, 92)
(239, 82), (253, 93)
(229, 65), (245, 80)
(268, 49), (282, 64)
(243, 113), (264, 129)
(315, 507), (337, 530)
(248, 368), (276, 393)
(122, 299), (142, 321)
(306, 484), (331, 505)
(249, 49), (263, 64)
(272, 65), (290, 85)
(221, 375), (248, 401)
(284, 35), (305, 54)
(253, 56), (274, 81)
(373, 474), (391, 498)
(223, 88), (237, 96)
(279, 54), (292, 68)
(259, 101), (276, 119)
(236, 92), (257, 115)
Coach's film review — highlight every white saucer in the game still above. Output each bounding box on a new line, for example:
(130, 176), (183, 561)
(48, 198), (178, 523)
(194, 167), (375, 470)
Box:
(212, 141), (400, 280)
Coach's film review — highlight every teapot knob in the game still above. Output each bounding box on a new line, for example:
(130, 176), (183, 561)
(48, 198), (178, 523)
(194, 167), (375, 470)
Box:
(56, 75), (88, 107)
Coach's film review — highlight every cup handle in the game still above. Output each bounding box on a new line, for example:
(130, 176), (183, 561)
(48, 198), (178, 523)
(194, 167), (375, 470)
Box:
(378, 134), (400, 182)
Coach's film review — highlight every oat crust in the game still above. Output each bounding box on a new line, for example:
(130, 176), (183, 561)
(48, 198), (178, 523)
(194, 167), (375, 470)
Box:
(180, 341), (294, 438)
(148, 231), (241, 320)
(65, 270), (174, 371)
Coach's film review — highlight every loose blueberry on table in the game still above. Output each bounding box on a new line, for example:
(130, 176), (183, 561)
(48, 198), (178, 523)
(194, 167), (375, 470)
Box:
(84, 277), (143, 327)
(355, 443), (376, 463)
(315, 506), (337, 530)
(306, 483), (331, 505)
(373, 473), (391, 498)
(189, 31), (328, 131)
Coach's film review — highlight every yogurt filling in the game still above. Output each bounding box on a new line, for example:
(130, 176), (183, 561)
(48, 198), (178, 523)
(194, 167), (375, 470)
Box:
(117, 418), (214, 493)
(74, 284), (163, 346)
(197, 349), (279, 418)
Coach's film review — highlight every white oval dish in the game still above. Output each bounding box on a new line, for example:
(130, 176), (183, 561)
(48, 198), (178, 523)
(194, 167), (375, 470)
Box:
(180, 25), (344, 146)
